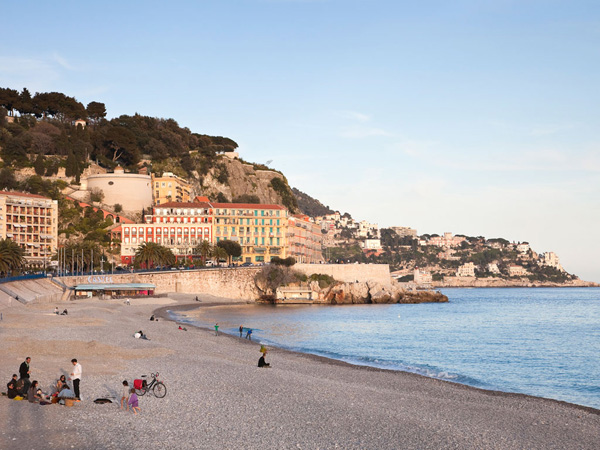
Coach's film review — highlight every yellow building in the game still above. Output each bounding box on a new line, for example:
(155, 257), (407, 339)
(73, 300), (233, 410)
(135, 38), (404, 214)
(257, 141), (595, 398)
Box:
(287, 214), (323, 263)
(152, 172), (192, 205)
(212, 203), (288, 264)
(0, 191), (58, 267)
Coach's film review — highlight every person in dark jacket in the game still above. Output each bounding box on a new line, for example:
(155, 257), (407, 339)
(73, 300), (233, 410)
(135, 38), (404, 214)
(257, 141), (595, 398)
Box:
(18, 357), (31, 394)
(7, 374), (19, 399)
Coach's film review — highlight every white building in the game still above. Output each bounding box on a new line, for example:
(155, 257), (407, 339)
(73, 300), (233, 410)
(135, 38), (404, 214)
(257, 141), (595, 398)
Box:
(457, 262), (476, 277)
(487, 263), (501, 274)
(362, 239), (382, 250)
(414, 268), (432, 284)
(540, 252), (563, 271)
(508, 265), (529, 277)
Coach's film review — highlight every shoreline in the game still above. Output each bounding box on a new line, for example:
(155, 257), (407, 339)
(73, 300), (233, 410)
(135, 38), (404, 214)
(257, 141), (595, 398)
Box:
(157, 301), (600, 417)
(2, 294), (599, 449)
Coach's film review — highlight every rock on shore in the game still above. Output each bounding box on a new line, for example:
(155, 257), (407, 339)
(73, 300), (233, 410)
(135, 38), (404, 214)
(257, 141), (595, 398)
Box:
(315, 281), (448, 304)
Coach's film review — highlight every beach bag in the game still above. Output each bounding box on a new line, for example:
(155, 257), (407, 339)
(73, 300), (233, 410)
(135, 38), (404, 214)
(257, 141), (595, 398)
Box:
(64, 398), (75, 407)
(133, 379), (146, 390)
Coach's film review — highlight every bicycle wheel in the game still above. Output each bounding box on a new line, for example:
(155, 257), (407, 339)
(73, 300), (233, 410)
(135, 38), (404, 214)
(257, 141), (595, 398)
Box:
(153, 382), (166, 398)
(136, 383), (147, 396)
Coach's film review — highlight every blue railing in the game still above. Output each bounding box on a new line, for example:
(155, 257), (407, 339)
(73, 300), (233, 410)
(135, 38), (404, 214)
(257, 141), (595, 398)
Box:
(0, 273), (47, 284)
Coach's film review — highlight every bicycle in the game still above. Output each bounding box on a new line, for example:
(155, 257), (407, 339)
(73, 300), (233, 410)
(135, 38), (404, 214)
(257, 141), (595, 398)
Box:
(134, 372), (167, 398)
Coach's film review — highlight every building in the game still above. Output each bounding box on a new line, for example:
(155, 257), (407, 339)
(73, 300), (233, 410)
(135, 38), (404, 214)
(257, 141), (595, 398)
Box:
(357, 220), (379, 238)
(540, 252), (563, 271)
(428, 232), (466, 248)
(516, 243), (531, 254)
(81, 166), (152, 212)
(487, 263), (501, 274)
(414, 267), (432, 284)
(120, 200), (213, 265)
(361, 238), (382, 250)
(212, 203), (288, 264)
(152, 172), (192, 205)
(508, 265), (529, 277)
(287, 214), (324, 263)
(456, 262), (476, 277)
(0, 191), (58, 267)
(390, 226), (417, 238)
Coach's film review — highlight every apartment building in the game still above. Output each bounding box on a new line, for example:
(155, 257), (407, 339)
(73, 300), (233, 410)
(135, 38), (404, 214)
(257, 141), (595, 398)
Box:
(287, 214), (323, 263)
(152, 172), (192, 205)
(456, 262), (476, 277)
(212, 203), (288, 264)
(120, 200), (213, 265)
(0, 191), (58, 266)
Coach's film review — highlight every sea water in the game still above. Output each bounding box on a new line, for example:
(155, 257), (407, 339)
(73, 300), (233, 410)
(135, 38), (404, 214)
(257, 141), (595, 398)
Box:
(174, 287), (600, 409)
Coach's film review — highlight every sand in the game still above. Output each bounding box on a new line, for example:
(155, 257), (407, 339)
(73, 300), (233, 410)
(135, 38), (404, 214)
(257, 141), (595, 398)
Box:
(1, 294), (599, 450)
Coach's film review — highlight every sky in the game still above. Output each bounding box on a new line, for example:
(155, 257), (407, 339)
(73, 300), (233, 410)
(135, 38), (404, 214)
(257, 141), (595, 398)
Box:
(2, 0), (599, 282)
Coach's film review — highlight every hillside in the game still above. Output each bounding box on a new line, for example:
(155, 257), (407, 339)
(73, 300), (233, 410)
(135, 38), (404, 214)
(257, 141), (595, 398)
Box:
(0, 86), (299, 212)
(292, 187), (334, 217)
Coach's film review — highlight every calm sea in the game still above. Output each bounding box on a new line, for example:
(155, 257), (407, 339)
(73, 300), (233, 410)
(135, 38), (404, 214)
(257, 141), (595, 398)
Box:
(173, 287), (600, 409)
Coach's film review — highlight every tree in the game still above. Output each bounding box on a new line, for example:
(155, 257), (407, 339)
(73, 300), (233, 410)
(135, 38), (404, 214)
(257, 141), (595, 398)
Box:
(217, 239), (242, 265)
(134, 242), (175, 269)
(211, 246), (228, 265)
(34, 154), (45, 176)
(0, 168), (18, 191)
(114, 204), (123, 213)
(86, 101), (106, 127)
(0, 238), (25, 275)
(194, 240), (212, 264)
(0, 87), (20, 116)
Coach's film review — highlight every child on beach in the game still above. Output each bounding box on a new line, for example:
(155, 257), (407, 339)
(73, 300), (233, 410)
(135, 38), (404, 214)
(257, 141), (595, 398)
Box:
(120, 380), (129, 409)
(128, 388), (140, 414)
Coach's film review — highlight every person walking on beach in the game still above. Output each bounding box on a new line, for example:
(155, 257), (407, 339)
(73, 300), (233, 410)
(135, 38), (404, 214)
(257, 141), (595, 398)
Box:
(214, 323), (219, 336)
(120, 380), (130, 409)
(239, 325), (243, 338)
(69, 358), (82, 400)
(246, 328), (252, 340)
(128, 388), (140, 414)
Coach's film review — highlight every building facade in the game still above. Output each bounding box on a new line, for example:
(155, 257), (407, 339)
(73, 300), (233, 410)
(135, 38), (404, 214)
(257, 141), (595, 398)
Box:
(287, 214), (324, 263)
(212, 203), (288, 264)
(120, 201), (213, 265)
(152, 172), (192, 205)
(390, 226), (418, 238)
(456, 262), (476, 277)
(0, 191), (58, 267)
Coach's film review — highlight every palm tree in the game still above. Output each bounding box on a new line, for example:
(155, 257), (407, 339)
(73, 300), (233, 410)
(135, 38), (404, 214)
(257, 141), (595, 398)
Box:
(194, 240), (213, 265)
(212, 246), (228, 266)
(134, 242), (175, 269)
(0, 239), (25, 276)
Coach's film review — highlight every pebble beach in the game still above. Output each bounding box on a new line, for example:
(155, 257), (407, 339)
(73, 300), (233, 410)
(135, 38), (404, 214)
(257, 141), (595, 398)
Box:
(1, 294), (599, 450)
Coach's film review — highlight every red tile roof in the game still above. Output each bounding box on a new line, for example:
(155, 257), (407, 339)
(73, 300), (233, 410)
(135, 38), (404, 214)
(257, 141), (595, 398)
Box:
(0, 191), (50, 200)
(155, 201), (212, 209)
(211, 203), (285, 210)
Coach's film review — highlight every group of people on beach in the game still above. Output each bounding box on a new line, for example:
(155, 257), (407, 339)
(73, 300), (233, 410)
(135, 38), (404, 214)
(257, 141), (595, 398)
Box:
(6, 357), (82, 405)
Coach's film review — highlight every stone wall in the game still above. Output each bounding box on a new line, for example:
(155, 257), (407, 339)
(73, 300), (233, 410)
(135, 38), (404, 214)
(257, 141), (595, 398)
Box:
(63, 267), (261, 301)
(294, 263), (392, 286)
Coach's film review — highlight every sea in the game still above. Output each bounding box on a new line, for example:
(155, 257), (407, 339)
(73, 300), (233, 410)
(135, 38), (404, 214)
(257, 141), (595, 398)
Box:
(172, 287), (600, 410)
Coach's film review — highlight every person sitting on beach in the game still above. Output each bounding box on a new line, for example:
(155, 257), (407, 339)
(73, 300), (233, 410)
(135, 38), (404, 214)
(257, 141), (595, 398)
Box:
(149, 315), (155, 321)
(7, 374), (19, 399)
(56, 383), (75, 404)
(134, 330), (149, 340)
(258, 354), (270, 368)
(54, 307), (59, 315)
(61, 309), (68, 315)
(128, 388), (140, 414)
(27, 381), (43, 403)
(55, 374), (67, 394)
(120, 380), (130, 410)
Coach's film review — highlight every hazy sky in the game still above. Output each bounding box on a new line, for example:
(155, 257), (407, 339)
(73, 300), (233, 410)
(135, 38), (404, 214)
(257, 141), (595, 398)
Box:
(2, 1), (599, 281)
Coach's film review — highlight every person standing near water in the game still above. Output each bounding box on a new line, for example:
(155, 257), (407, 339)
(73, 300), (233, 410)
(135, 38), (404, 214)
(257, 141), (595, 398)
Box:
(239, 325), (243, 338)
(246, 328), (252, 340)
(214, 323), (219, 336)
